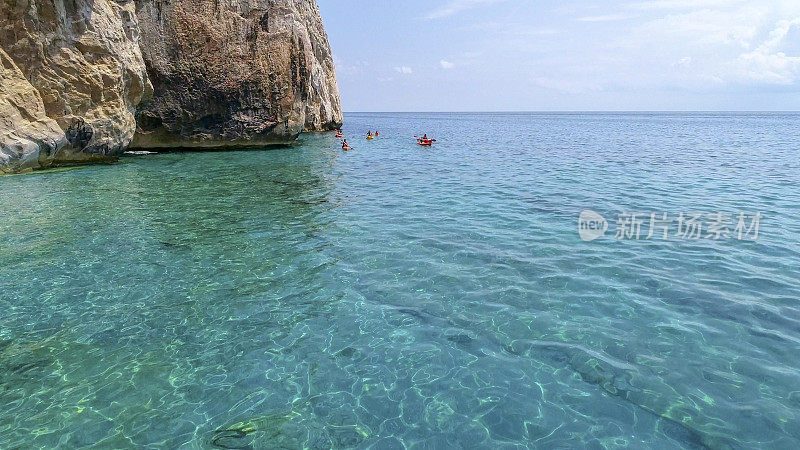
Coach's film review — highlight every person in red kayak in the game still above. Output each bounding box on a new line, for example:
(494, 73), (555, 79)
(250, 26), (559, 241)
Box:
(341, 139), (349, 149)
(417, 134), (435, 146)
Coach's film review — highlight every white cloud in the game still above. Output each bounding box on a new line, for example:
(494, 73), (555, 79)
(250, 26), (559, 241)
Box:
(395, 66), (413, 74)
(520, 0), (800, 97)
(440, 60), (455, 69)
(734, 18), (800, 84)
(629, 0), (747, 10)
(634, 8), (762, 48)
(456, 21), (560, 37)
(625, 2), (800, 85)
(424, 0), (506, 20)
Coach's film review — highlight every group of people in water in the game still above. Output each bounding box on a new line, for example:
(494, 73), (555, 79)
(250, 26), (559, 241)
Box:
(340, 130), (379, 150)
(338, 130), (432, 150)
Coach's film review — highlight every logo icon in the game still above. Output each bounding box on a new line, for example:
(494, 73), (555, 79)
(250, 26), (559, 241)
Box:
(578, 210), (608, 242)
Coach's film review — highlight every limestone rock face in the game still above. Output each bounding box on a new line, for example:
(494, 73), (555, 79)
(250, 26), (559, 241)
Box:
(0, 0), (341, 172)
(132, 0), (342, 149)
(0, 48), (66, 173)
(0, 0), (152, 169)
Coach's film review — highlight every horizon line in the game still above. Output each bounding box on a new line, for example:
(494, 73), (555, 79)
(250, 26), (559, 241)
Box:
(343, 110), (800, 114)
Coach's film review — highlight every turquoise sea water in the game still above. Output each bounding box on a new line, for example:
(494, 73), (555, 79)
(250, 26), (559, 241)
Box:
(1, 113), (800, 449)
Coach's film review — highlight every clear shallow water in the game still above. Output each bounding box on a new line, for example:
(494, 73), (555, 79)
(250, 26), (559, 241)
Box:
(1, 112), (800, 449)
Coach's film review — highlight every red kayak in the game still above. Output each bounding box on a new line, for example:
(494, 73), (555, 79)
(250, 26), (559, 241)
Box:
(417, 139), (435, 146)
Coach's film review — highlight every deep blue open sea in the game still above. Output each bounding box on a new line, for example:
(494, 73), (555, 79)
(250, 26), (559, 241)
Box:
(2, 113), (800, 449)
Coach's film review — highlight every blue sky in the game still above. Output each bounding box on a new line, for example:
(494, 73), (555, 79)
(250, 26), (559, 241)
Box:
(317, 0), (800, 111)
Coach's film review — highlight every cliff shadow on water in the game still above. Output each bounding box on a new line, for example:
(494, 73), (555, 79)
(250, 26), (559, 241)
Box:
(126, 144), (298, 154)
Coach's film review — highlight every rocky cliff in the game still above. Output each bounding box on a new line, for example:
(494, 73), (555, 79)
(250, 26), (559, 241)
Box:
(0, 48), (65, 173)
(133, 0), (342, 148)
(0, 0), (341, 172)
(0, 0), (151, 172)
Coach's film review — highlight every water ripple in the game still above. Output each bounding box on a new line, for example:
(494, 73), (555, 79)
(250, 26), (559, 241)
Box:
(1, 113), (800, 448)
